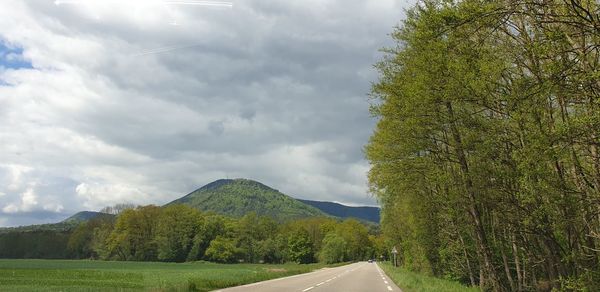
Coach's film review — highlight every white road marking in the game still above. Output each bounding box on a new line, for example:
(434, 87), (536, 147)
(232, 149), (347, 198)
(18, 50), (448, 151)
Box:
(303, 286), (315, 292)
(385, 281), (388, 284)
(245, 282), (260, 287)
(387, 286), (393, 291)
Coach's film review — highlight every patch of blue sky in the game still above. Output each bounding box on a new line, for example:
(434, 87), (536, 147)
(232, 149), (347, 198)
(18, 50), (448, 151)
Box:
(0, 40), (33, 70)
(0, 40), (33, 86)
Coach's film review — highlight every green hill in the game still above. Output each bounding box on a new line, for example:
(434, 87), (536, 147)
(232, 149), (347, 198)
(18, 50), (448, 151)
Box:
(297, 199), (380, 223)
(0, 222), (76, 235)
(167, 179), (327, 221)
(61, 211), (114, 224)
(0, 211), (114, 235)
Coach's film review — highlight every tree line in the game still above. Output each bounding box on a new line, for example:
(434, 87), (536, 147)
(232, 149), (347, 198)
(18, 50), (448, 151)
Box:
(0, 204), (387, 265)
(366, 0), (600, 291)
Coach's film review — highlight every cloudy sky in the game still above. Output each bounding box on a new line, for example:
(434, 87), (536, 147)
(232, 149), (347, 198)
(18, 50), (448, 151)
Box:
(0, 0), (410, 227)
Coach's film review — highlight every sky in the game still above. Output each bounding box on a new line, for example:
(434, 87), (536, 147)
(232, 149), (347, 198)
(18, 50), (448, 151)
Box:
(0, 0), (411, 227)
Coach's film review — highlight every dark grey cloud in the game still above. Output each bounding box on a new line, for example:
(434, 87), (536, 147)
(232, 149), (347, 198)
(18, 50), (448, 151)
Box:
(0, 0), (410, 227)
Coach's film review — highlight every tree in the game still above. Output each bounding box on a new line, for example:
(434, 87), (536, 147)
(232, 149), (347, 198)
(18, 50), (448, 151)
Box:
(234, 212), (278, 263)
(106, 205), (161, 261)
(335, 219), (372, 261)
(287, 228), (314, 264)
(187, 213), (229, 261)
(91, 219), (114, 260)
(319, 232), (347, 264)
(155, 205), (203, 262)
(68, 216), (114, 259)
(257, 237), (284, 264)
(205, 236), (240, 263)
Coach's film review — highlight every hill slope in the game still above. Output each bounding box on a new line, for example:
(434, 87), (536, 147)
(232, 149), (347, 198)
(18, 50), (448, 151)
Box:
(167, 179), (327, 221)
(0, 211), (114, 234)
(61, 211), (114, 224)
(297, 199), (380, 223)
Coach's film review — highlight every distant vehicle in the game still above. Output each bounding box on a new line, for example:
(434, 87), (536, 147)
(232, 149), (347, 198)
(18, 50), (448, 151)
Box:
(368, 259), (373, 263)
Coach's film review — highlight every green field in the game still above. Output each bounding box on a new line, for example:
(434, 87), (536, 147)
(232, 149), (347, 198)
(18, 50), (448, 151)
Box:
(379, 262), (479, 292)
(0, 259), (332, 291)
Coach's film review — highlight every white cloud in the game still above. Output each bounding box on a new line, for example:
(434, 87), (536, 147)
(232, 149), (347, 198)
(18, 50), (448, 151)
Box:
(5, 164), (32, 191)
(2, 187), (38, 213)
(0, 0), (412, 226)
(76, 182), (150, 210)
(43, 202), (65, 213)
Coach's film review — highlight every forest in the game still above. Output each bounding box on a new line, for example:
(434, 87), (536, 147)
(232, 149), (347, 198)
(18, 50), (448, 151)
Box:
(366, 0), (600, 291)
(0, 204), (385, 265)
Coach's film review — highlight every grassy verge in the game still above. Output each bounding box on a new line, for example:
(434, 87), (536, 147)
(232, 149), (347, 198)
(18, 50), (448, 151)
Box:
(0, 259), (341, 291)
(378, 262), (479, 292)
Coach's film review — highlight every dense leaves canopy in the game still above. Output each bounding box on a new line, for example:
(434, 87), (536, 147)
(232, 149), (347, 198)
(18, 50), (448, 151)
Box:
(367, 0), (600, 290)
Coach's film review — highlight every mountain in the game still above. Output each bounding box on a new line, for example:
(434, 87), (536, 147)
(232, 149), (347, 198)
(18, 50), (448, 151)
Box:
(0, 222), (75, 234)
(61, 211), (114, 224)
(167, 179), (327, 221)
(297, 199), (380, 223)
(0, 211), (114, 234)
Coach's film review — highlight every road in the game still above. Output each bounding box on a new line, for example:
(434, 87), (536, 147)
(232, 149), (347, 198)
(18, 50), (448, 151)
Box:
(215, 262), (403, 292)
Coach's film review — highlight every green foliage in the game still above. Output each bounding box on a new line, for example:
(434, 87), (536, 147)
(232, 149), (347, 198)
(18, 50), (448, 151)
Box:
(336, 219), (372, 261)
(107, 205), (161, 261)
(235, 212), (278, 263)
(205, 236), (241, 263)
(319, 232), (347, 264)
(168, 179), (326, 221)
(90, 219), (114, 260)
(0, 231), (70, 259)
(367, 0), (600, 290)
(0, 222), (77, 234)
(287, 228), (314, 264)
(2, 203), (382, 268)
(256, 237), (284, 264)
(155, 205), (203, 262)
(67, 216), (114, 259)
(186, 214), (229, 261)
(62, 211), (114, 224)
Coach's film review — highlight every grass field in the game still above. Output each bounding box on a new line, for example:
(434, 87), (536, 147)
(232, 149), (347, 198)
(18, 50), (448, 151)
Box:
(0, 259), (333, 291)
(379, 262), (480, 292)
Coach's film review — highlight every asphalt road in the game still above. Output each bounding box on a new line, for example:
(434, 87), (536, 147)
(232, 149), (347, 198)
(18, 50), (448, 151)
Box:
(215, 262), (403, 292)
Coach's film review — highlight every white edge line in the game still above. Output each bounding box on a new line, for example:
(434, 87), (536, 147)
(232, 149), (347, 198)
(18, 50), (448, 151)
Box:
(222, 263), (358, 289)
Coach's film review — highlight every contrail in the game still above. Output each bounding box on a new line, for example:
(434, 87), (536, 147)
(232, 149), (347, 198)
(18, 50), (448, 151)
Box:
(132, 43), (204, 56)
(162, 1), (233, 7)
(55, 0), (233, 7)
(54, 0), (81, 4)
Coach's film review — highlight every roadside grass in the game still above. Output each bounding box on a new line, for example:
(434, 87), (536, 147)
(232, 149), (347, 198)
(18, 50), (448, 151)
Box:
(379, 262), (480, 292)
(0, 259), (337, 291)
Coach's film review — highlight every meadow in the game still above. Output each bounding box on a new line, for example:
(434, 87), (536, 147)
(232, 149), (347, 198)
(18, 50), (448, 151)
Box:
(0, 259), (331, 291)
(379, 262), (479, 292)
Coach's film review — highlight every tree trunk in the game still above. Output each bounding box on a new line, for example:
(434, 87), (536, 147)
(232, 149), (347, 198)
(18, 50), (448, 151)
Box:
(459, 232), (476, 287)
(445, 101), (502, 291)
(512, 233), (523, 291)
(501, 237), (516, 291)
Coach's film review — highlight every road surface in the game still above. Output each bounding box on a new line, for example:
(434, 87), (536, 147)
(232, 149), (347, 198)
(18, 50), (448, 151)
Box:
(215, 262), (402, 292)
